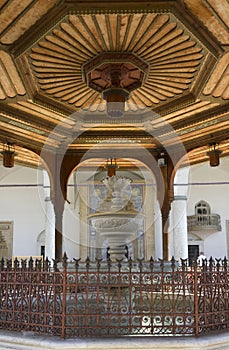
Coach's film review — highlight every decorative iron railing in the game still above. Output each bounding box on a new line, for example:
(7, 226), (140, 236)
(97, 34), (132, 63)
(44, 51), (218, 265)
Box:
(0, 256), (229, 338)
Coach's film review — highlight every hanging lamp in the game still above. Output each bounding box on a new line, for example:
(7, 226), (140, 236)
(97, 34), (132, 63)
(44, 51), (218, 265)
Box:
(105, 158), (118, 177)
(206, 143), (222, 167)
(1, 142), (16, 168)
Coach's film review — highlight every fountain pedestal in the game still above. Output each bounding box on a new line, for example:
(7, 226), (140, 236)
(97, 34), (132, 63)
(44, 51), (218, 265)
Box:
(91, 213), (139, 260)
(89, 174), (143, 261)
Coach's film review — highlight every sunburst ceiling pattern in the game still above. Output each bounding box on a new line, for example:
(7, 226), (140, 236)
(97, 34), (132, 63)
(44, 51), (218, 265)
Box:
(0, 51), (26, 100)
(29, 13), (204, 112)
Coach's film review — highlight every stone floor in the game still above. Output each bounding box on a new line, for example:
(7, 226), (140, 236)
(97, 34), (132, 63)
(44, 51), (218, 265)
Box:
(0, 331), (229, 350)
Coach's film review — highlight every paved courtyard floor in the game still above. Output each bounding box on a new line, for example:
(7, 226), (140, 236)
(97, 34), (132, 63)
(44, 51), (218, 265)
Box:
(0, 330), (229, 350)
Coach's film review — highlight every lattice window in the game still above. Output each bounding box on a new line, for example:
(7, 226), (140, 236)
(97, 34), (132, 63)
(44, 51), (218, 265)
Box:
(195, 200), (211, 224)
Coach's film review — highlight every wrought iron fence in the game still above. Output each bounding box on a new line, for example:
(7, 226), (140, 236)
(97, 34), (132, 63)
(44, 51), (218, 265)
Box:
(0, 255), (229, 338)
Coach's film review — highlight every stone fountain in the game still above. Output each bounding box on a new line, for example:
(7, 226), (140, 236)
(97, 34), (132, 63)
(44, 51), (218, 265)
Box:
(89, 159), (142, 261)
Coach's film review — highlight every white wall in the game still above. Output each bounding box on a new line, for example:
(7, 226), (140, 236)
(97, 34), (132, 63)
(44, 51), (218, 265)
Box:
(1, 156), (228, 261)
(0, 163), (46, 257)
(186, 156), (229, 259)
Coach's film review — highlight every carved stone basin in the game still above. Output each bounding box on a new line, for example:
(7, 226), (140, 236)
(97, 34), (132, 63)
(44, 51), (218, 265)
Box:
(89, 174), (143, 261)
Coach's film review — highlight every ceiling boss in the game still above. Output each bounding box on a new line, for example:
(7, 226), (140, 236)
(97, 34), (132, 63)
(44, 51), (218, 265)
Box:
(82, 52), (149, 117)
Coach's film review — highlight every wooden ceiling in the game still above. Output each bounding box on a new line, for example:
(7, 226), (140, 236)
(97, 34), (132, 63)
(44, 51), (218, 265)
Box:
(0, 0), (228, 170)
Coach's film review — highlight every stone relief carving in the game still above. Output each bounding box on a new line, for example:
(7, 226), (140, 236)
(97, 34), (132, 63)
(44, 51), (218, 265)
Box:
(0, 221), (13, 259)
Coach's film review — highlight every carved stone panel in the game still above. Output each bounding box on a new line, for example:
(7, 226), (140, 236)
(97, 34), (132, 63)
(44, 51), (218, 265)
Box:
(0, 221), (13, 259)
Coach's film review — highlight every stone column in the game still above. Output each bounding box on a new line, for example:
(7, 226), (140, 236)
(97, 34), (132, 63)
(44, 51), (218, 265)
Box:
(44, 196), (55, 260)
(79, 184), (89, 260)
(154, 199), (163, 259)
(43, 171), (55, 260)
(144, 182), (155, 259)
(171, 195), (188, 260)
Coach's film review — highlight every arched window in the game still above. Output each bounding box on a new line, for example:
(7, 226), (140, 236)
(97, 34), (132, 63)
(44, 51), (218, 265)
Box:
(195, 200), (211, 224)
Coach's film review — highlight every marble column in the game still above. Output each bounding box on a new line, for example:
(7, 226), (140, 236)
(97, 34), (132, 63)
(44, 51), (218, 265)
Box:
(44, 196), (55, 260)
(171, 195), (188, 261)
(154, 199), (163, 259)
(43, 171), (55, 260)
(144, 182), (155, 259)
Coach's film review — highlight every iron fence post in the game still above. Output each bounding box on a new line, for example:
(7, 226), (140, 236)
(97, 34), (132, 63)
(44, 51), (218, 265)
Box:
(193, 261), (199, 336)
(61, 253), (68, 339)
